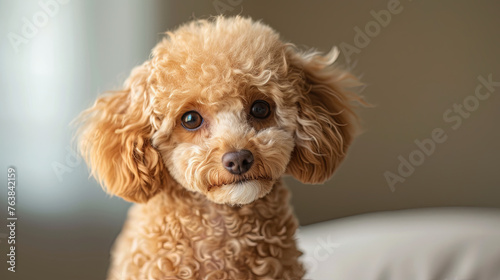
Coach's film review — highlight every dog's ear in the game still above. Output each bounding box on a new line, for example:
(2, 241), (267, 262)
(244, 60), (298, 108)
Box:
(285, 47), (362, 184)
(76, 63), (166, 203)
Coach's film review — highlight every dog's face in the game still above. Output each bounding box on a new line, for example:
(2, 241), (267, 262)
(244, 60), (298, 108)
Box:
(77, 16), (361, 205)
(151, 59), (297, 205)
(153, 88), (295, 205)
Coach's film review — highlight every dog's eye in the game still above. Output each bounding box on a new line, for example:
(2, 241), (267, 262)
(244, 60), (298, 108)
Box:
(181, 111), (203, 130)
(250, 100), (271, 119)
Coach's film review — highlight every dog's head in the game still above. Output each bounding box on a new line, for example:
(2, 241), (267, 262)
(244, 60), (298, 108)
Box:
(77, 16), (361, 205)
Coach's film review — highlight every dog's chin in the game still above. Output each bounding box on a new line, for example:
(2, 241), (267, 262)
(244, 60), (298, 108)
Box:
(205, 179), (274, 205)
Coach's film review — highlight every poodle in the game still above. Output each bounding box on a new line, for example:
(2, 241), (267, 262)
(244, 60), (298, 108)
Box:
(77, 16), (361, 280)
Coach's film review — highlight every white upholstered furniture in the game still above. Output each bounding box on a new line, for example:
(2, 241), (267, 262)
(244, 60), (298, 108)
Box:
(297, 207), (500, 280)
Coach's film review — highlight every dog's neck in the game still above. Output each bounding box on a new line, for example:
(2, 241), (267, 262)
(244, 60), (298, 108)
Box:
(149, 179), (295, 221)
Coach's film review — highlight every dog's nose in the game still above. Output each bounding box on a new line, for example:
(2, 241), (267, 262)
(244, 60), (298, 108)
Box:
(222, 150), (254, 175)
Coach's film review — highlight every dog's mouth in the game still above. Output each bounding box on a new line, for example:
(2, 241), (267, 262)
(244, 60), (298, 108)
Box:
(207, 175), (273, 191)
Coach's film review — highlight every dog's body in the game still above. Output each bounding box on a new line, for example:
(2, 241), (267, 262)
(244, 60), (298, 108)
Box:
(78, 16), (360, 279)
(109, 181), (303, 279)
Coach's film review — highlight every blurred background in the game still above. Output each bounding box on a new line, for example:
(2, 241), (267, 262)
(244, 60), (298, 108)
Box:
(1, 0), (499, 279)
